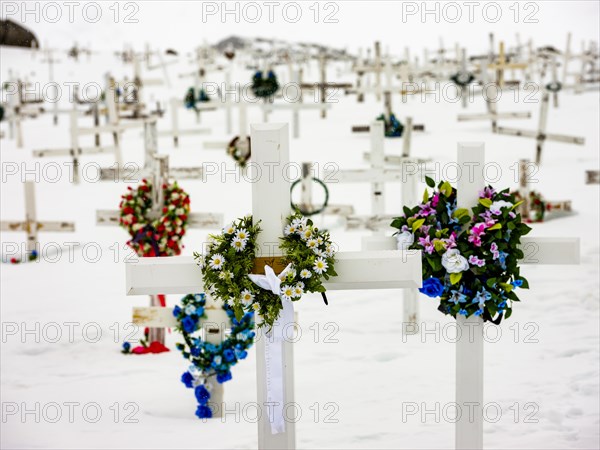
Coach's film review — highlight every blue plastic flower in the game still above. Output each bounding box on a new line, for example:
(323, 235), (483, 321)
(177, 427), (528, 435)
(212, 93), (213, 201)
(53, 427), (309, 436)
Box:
(498, 300), (507, 309)
(172, 305), (181, 317)
(217, 371), (232, 383)
(235, 349), (248, 360)
(195, 385), (211, 405)
(459, 309), (468, 316)
(195, 405), (213, 419)
(472, 289), (492, 309)
(182, 316), (197, 333)
(419, 277), (445, 298)
(191, 347), (201, 357)
(181, 371), (194, 388)
(511, 279), (523, 288)
(122, 342), (131, 352)
(223, 349), (236, 362)
(474, 308), (484, 316)
(449, 289), (467, 305)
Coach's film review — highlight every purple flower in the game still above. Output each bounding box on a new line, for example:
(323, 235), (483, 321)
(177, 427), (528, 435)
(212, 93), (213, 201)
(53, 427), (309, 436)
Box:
(418, 203), (436, 217)
(490, 242), (500, 259)
(468, 255), (486, 267)
(418, 235), (435, 254)
(479, 187), (496, 199)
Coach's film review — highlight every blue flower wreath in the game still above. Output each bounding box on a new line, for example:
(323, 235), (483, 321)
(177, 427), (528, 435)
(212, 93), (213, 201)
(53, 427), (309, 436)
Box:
(251, 70), (279, 99)
(173, 293), (255, 419)
(376, 113), (405, 137)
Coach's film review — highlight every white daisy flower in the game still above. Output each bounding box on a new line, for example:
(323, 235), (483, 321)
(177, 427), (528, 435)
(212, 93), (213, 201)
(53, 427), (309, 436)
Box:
(306, 239), (318, 249)
(300, 269), (312, 279)
(231, 237), (247, 252)
(300, 228), (313, 240)
(326, 244), (335, 257)
(317, 237), (324, 245)
(223, 223), (236, 235)
(240, 289), (254, 306)
(292, 217), (306, 230)
(236, 228), (249, 241)
(209, 254), (225, 270)
(252, 303), (260, 311)
(313, 257), (328, 274)
(218, 271), (231, 280)
(281, 285), (294, 301)
(293, 284), (304, 297)
(284, 224), (297, 236)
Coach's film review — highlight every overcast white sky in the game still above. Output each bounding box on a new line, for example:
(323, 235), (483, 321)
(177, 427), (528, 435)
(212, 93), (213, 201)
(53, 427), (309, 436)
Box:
(1, 1), (599, 57)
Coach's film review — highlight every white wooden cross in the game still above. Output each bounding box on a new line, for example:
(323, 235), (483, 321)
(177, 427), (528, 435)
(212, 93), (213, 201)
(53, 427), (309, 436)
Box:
(2, 76), (45, 148)
(32, 89), (149, 183)
(486, 41), (528, 88)
(457, 66), (531, 132)
(451, 48), (476, 108)
(362, 143), (580, 448)
(98, 152), (223, 344)
(497, 91), (585, 164)
(101, 120), (206, 182)
(157, 97), (212, 147)
(261, 70), (331, 138)
(117, 53), (164, 119)
(352, 41), (384, 101)
(298, 53), (353, 119)
(124, 123), (423, 448)
(1, 181), (75, 256)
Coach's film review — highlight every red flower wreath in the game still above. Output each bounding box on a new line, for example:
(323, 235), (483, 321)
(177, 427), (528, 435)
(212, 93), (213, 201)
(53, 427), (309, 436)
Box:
(119, 178), (191, 257)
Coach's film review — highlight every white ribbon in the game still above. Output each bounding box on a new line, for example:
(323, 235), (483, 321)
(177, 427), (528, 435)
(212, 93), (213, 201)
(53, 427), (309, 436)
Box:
(248, 264), (294, 434)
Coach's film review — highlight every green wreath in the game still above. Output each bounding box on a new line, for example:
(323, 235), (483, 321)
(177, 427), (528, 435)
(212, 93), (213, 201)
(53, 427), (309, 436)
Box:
(227, 136), (251, 167)
(451, 71), (475, 87)
(290, 178), (330, 216)
(194, 213), (337, 328)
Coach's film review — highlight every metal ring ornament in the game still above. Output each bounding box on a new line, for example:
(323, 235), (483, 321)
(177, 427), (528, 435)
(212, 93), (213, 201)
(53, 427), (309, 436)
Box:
(290, 177), (330, 216)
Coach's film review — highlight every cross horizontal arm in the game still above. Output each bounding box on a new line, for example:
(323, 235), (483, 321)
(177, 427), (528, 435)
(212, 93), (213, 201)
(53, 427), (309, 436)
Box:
(0, 221), (75, 232)
(497, 127), (585, 144)
(125, 250), (423, 295)
(96, 210), (222, 228)
(457, 112), (531, 121)
(33, 146), (118, 158)
(325, 168), (404, 183)
(132, 306), (230, 328)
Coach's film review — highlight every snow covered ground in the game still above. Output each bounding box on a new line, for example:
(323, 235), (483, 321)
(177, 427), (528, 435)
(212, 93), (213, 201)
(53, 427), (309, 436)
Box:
(1, 19), (599, 450)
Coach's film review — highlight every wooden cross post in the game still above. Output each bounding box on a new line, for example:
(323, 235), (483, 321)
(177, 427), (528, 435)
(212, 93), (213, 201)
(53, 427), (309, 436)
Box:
(497, 92), (585, 164)
(0, 181), (75, 256)
(364, 143), (580, 447)
(299, 54), (352, 119)
(158, 97), (212, 147)
(457, 67), (531, 132)
(488, 42), (527, 88)
(124, 123), (423, 447)
(454, 143), (580, 448)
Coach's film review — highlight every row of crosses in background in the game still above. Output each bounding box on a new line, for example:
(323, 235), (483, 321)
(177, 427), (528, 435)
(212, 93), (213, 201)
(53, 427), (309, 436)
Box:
(32, 76), (165, 183)
(1, 73), (45, 148)
(125, 123), (580, 449)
